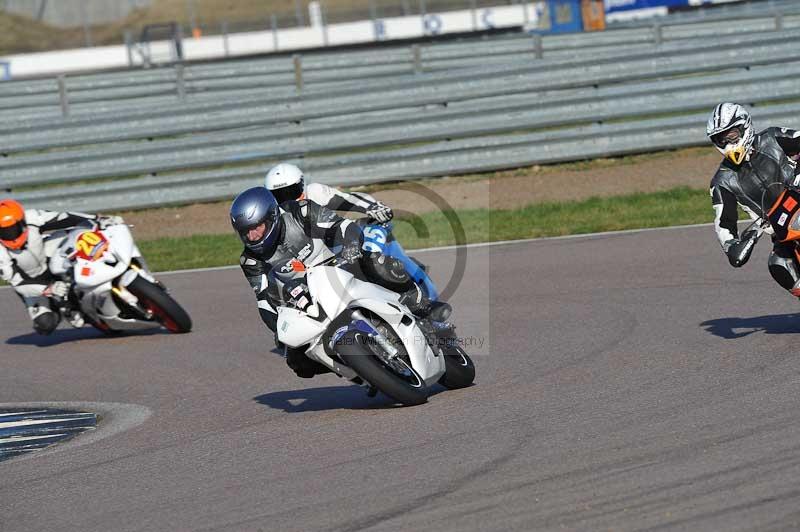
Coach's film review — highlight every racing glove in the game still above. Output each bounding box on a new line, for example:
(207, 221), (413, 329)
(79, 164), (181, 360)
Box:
(366, 202), (393, 223)
(724, 228), (761, 268)
(44, 281), (69, 300)
(340, 243), (363, 265)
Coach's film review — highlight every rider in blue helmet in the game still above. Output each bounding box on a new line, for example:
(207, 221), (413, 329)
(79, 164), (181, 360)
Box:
(230, 187), (449, 378)
(230, 187), (282, 258)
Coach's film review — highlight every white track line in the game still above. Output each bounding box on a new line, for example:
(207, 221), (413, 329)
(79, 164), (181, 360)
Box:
(0, 411), (47, 417)
(0, 417), (86, 429)
(0, 433), (66, 444)
(0, 222), (716, 288)
(157, 222), (715, 275)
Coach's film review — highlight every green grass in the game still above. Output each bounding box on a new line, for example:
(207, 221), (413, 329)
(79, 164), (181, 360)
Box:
(133, 186), (713, 272)
(0, 186), (718, 286)
(138, 233), (243, 272)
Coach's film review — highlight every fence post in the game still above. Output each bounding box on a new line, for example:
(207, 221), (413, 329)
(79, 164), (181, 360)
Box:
(411, 44), (422, 74)
(57, 75), (70, 117)
(653, 23), (662, 46)
(124, 30), (134, 67)
(221, 21), (229, 56)
(176, 64), (186, 101)
(81, 1), (93, 47)
(470, 0), (477, 30)
(320, 1), (329, 46)
(775, 12), (783, 31)
(293, 54), (303, 91)
(532, 33), (543, 59)
(369, 0), (377, 25)
(271, 15), (279, 51)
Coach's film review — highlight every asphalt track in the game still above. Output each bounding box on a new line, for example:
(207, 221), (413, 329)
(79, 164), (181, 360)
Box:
(3, 225), (800, 531)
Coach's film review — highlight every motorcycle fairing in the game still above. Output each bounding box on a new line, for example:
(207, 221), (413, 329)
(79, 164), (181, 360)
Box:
(767, 188), (800, 243)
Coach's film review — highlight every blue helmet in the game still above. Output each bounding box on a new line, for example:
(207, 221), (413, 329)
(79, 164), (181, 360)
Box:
(230, 187), (281, 257)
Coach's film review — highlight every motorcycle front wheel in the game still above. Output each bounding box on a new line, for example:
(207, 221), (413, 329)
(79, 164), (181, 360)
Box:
(126, 277), (192, 333)
(336, 316), (428, 406)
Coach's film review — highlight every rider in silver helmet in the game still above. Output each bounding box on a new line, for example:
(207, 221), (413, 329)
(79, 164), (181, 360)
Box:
(230, 187), (449, 378)
(707, 102), (800, 296)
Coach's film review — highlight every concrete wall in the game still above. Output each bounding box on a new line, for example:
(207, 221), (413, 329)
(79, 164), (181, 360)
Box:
(0, 0), (152, 27)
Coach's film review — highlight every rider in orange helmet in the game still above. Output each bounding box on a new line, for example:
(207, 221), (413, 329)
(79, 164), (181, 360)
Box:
(0, 199), (29, 250)
(0, 199), (123, 335)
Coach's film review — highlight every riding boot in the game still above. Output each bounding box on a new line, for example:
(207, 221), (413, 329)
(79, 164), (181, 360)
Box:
(399, 283), (431, 316)
(399, 284), (452, 322)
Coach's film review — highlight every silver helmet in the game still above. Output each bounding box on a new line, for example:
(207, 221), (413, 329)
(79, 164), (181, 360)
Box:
(707, 102), (754, 165)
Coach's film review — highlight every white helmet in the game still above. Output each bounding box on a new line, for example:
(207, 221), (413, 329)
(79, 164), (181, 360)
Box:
(264, 163), (305, 204)
(706, 102), (754, 165)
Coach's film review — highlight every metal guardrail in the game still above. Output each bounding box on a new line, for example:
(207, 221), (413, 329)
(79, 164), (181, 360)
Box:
(2, 33), (799, 154)
(14, 103), (800, 213)
(5, 6), (800, 212)
(5, 64), (800, 188)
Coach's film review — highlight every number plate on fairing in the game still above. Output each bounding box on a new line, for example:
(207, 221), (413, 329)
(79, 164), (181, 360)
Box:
(74, 230), (109, 261)
(362, 225), (388, 254)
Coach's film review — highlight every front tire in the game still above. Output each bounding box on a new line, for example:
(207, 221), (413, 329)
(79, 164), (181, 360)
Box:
(127, 277), (192, 333)
(337, 330), (429, 407)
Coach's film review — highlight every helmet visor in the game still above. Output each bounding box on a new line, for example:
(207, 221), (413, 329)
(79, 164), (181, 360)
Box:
(0, 221), (26, 242)
(711, 126), (743, 149)
(272, 182), (304, 205)
(242, 219), (274, 243)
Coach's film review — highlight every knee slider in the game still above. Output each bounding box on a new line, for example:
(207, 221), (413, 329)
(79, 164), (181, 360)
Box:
(33, 311), (60, 335)
(768, 251), (799, 291)
(364, 253), (410, 290)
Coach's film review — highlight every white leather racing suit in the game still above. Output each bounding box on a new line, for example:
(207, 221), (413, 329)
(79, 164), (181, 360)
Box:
(304, 183), (391, 220)
(0, 209), (99, 333)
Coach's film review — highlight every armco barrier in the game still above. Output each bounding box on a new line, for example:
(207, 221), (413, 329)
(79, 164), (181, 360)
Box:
(4, 70), (800, 187)
(5, 6), (800, 212)
(13, 103), (800, 213)
(2, 34), (799, 155)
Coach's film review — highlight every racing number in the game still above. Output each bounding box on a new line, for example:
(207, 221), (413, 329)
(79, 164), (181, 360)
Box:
(75, 231), (105, 260)
(362, 226), (387, 253)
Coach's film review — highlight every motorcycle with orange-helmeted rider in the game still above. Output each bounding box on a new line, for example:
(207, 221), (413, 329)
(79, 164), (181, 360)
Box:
(0, 198), (191, 336)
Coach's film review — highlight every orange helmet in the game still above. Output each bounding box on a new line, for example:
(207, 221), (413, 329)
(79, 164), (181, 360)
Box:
(0, 199), (28, 250)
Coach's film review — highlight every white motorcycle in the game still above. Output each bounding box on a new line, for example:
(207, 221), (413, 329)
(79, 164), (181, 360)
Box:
(274, 255), (474, 406)
(49, 222), (192, 334)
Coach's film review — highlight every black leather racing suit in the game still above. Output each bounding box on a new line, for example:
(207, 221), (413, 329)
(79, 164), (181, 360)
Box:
(710, 127), (800, 292)
(239, 200), (420, 376)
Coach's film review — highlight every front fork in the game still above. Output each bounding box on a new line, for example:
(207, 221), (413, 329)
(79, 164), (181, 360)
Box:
(108, 263), (159, 320)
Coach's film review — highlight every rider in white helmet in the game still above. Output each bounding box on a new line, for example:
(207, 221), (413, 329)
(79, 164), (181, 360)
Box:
(706, 102), (800, 297)
(264, 163), (394, 222)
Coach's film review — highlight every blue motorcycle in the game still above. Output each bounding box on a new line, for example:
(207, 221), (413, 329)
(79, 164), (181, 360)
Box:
(360, 221), (439, 301)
